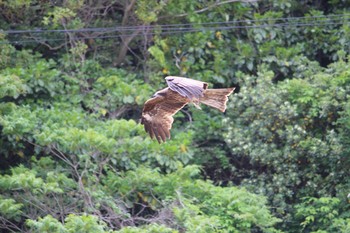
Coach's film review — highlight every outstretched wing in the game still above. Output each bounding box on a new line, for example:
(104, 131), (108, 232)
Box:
(141, 88), (189, 143)
(165, 76), (208, 100)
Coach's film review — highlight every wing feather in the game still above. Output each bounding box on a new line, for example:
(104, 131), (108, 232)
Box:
(141, 88), (189, 143)
(166, 76), (207, 100)
(173, 82), (202, 99)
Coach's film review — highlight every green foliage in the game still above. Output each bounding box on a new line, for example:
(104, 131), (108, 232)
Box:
(103, 165), (279, 232)
(64, 214), (109, 233)
(135, 0), (166, 23)
(0, 197), (23, 221)
(1, 1), (350, 232)
(0, 165), (66, 194)
(42, 7), (78, 27)
(26, 215), (66, 233)
(224, 59), (350, 229)
(27, 214), (112, 233)
(1, 59), (63, 98)
(116, 224), (177, 233)
(148, 45), (167, 69)
(0, 74), (26, 98)
(0, 0), (32, 8)
(295, 197), (350, 233)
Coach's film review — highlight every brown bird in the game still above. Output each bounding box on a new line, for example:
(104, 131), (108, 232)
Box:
(141, 76), (235, 143)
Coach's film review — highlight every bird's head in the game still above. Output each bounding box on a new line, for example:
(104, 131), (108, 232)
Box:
(152, 88), (168, 98)
(165, 76), (174, 82)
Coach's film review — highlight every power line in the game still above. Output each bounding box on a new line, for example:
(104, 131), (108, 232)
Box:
(0, 14), (349, 45)
(2, 14), (349, 34)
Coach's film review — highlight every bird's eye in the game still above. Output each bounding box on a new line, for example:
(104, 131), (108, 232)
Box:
(167, 78), (174, 81)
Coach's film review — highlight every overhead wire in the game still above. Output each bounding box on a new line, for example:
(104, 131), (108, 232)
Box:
(0, 14), (349, 45)
(2, 13), (350, 34)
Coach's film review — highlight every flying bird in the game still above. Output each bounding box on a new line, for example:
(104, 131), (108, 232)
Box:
(141, 76), (235, 143)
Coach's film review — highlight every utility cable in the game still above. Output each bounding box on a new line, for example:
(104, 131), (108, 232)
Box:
(0, 14), (348, 45)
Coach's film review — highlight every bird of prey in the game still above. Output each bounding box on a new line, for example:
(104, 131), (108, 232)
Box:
(141, 76), (235, 143)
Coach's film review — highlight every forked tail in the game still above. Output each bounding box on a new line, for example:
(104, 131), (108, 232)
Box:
(199, 88), (235, 112)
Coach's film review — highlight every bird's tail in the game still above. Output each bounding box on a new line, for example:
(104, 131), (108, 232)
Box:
(199, 88), (235, 112)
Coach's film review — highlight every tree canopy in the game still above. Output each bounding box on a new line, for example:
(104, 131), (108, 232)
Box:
(1, 0), (350, 232)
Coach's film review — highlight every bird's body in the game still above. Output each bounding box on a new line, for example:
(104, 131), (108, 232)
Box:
(141, 76), (234, 143)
